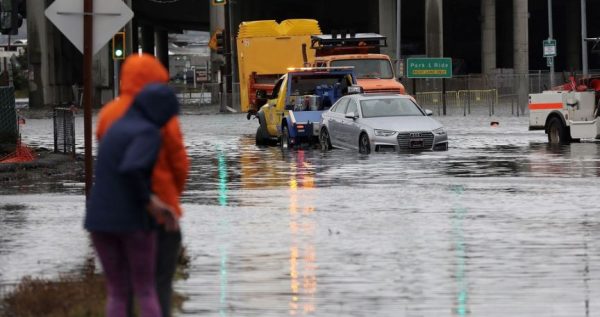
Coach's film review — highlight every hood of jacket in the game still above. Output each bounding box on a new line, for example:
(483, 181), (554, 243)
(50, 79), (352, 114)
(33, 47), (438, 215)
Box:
(130, 83), (180, 127)
(120, 53), (169, 96)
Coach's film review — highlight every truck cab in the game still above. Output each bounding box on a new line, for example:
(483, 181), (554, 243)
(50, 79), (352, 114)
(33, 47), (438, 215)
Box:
(529, 77), (600, 144)
(255, 67), (359, 148)
(311, 33), (405, 95)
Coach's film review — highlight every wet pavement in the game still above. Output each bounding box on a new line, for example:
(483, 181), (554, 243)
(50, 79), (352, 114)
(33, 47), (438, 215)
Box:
(2, 112), (600, 316)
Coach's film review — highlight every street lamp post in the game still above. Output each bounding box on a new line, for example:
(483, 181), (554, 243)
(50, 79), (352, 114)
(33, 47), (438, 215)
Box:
(548, 0), (555, 88)
(396, 0), (401, 76)
(581, 0), (588, 77)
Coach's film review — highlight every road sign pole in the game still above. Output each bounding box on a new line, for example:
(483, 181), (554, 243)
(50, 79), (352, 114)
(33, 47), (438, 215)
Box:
(83, 0), (93, 198)
(113, 59), (119, 97)
(442, 77), (446, 116)
(547, 0), (555, 87)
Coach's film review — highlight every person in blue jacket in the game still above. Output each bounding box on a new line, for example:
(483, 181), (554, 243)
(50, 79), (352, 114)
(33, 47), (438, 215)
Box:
(85, 83), (179, 317)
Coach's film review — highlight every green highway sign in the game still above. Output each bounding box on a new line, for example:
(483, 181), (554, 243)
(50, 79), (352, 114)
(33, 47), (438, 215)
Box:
(406, 58), (452, 78)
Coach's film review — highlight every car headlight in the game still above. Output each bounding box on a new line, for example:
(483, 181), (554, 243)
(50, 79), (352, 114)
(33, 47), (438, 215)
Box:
(433, 127), (446, 135)
(374, 129), (397, 137)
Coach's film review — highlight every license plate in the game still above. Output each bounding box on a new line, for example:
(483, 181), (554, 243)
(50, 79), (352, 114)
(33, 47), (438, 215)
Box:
(409, 139), (424, 148)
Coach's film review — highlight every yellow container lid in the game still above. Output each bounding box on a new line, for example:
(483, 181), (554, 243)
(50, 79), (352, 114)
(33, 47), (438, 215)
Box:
(238, 19), (321, 38)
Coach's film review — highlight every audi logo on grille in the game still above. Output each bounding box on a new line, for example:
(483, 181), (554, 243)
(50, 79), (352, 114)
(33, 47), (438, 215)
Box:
(409, 133), (422, 138)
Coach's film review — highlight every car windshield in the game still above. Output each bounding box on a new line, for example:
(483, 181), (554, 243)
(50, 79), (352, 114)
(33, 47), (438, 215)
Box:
(360, 98), (424, 118)
(330, 59), (394, 79)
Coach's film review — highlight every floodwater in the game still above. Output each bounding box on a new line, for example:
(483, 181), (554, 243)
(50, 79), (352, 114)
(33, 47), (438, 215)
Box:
(2, 113), (600, 317)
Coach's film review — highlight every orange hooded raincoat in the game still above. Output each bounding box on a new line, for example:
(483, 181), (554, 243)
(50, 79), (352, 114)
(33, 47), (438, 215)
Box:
(96, 53), (189, 220)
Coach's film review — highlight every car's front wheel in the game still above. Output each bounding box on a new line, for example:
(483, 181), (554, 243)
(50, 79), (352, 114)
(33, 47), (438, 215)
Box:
(359, 133), (371, 154)
(281, 125), (294, 149)
(319, 128), (332, 151)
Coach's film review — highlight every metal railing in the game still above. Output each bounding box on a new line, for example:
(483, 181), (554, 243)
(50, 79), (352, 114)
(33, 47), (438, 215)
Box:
(404, 70), (600, 116)
(171, 82), (220, 106)
(170, 82), (243, 112)
(415, 89), (500, 116)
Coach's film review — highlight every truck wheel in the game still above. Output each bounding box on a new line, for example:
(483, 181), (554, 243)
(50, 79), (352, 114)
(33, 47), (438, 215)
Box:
(319, 128), (332, 151)
(255, 126), (266, 146)
(547, 117), (571, 144)
(281, 125), (294, 149)
(359, 133), (371, 154)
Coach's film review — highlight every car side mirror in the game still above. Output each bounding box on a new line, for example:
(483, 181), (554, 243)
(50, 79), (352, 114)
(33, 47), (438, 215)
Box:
(345, 112), (358, 119)
(425, 109), (433, 116)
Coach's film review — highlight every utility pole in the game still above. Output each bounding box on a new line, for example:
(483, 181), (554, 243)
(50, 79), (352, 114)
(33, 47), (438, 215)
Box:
(83, 0), (93, 197)
(548, 0), (555, 87)
(396, 0), (401, 76)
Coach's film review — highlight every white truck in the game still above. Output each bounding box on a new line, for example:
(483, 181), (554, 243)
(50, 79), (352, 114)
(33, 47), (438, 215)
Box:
(529, 89), (599, 144)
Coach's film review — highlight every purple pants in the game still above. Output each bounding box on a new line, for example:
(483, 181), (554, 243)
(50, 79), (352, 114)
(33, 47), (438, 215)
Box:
(91, 231), (161, 317)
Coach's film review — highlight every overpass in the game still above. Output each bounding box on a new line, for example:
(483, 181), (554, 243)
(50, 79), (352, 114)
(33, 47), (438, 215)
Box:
(25, 0), (600, 108)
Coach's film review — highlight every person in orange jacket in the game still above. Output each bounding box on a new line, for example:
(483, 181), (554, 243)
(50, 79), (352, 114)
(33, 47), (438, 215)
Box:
(96, 53), (189, 317)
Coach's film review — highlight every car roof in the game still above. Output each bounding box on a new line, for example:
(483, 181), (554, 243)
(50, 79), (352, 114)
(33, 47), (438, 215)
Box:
(345, 93), (411, 101)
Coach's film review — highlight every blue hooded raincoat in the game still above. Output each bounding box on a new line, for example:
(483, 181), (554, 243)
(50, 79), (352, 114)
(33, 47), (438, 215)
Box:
(85, 83), (180, 233)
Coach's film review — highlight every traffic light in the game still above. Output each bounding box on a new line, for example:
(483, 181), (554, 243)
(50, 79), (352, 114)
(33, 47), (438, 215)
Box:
(112, 32), (126, 60)
(215, 31), (224, 55)
(0, 0), (23, 35)
(211, 0), (226, 6)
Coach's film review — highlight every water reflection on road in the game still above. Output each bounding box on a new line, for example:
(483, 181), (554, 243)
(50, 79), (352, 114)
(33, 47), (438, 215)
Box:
(2, 114), (600, 316)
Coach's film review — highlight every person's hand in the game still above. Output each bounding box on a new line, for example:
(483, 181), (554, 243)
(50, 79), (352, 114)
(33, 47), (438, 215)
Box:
(147, 195), (180, 232)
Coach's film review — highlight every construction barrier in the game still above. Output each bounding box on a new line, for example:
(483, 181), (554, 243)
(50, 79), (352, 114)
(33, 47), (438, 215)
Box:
(0, 138), (34, 163)
(415, 89), (498, 116)
(457, 89), (498, 116)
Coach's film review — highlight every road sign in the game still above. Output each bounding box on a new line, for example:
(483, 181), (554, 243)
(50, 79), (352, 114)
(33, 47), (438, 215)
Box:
(543, 39), (557, 57)
(406, 57), (452, 78)
(546, 57), (554, 67)
(45, 0), (134, 56)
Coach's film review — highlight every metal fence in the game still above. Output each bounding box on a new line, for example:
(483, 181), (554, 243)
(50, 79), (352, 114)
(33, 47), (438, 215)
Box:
(404, 70), (600, 116)
(172, 82), (220, 106)
(0, 86), (17, 145)
(415, 89), (505, 116)
(53, 107), (75, 155)
(170, 82), (242, 112)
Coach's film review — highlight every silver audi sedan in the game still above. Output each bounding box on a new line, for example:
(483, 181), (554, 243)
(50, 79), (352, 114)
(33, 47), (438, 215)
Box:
(319, 94), (448, 154)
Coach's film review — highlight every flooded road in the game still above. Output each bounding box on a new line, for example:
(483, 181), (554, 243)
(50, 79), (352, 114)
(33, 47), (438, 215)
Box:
(2, 113), (600, 316)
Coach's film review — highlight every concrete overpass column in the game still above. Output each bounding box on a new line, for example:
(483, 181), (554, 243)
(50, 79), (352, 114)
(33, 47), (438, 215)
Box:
(27, 0), (53, 108)
(565, 0), (581, 70)
(481, 0), (496, 75)
(425, 0), (443, 57)
(378, 0), (396, 59)
(141, 25), (155, 55)
(513, 0), (529, 113)
(155, 29), (169, 71)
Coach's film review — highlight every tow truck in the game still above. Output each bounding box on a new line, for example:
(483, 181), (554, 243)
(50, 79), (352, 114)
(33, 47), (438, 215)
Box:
(254, 67), (360, 148)
(529, 38), (600, 144)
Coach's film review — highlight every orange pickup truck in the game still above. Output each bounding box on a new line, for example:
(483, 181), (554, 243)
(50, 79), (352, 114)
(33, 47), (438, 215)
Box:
(311, 33), (405, 95)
